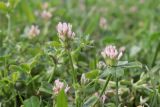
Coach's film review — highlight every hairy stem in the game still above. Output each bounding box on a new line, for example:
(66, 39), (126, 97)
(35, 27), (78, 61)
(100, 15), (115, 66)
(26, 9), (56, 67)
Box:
(100, 74), (112, 97)
(68, 51), (79, 107)
(68, 50), (77, 83)
(18, 91), (23, 104)
(65, 41), (78, 106)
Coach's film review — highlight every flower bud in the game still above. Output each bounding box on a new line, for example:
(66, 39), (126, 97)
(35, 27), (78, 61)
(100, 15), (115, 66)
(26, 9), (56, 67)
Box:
(97, 61), (106, 69)
(81, 74), (89, 84)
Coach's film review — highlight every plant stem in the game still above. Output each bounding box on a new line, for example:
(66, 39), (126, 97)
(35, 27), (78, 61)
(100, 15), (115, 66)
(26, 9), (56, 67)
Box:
(75, 90), (80, 107)
(68, 51), (79, 107)
(14, 97), (17, 107)
(68, 50), (77, 83)
(29, 73), (36, 91)
(53, 98), (55, 107)
(115, 75), (119, 107)
(7, 14), (11, 37)
(93, 74), (112, 106)
(100, 74), (112, 97)
(151, 42), (160, 67)
(48, 64), (57, 83)
(65, 41), (78, 106)
(18, 91), (23, 104)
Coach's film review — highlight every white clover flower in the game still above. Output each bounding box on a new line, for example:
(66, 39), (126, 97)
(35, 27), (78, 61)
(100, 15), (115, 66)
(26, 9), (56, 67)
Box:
(28, 25), (40, 39)
(53, 79), (70, 95)
(41, 10), (52, 20)
(56, 22), (75, 41)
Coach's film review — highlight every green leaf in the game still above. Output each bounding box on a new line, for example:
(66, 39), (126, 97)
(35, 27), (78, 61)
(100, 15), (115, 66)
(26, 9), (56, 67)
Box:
(115, 67), (124, 78)
(100, 67), (124, 78)
(117, 61), (128, 65)
(85, 69), (99, 79)
(9, 0), (20, 8)
(100, 67), (115, 78)
(26, 75), (40, 85)
(0, 77), (12, 84)
(0, 2), (8, 13)
(150, 32), (160, 42)
(28, 54), (41, 68)
(47, 41), (62, 48)
(0, 55), (10, 66)
(9, 65), (23, 72)
(130, 46), (141, 57)
(23, 96), (40, 107)
(119, 61), (142, 68)
(9, 64), (31, 73)
(105, 103), (116, 107)
(39, 82), (53, 95)
(83, 95), (98, 107)
(20, 63), (31, 73)
(19, 0), (35, 22)
(84, 14), (99, 34)
(11, 72), (20, 82)
(56, 89), (68, 107)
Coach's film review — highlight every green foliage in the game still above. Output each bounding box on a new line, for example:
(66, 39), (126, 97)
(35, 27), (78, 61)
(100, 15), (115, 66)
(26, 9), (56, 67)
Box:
(83, 95), (98, 107)
(0, 0), (160, 107)
(39, 82), (53, 95)
(56, 90), (68, 107)
(85, 69), (99, 79)
(23, 96), (40, 107)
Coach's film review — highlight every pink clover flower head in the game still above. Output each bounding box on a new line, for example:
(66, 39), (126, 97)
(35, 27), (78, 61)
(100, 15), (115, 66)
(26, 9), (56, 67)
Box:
(53, 79), (70, 95)
(56, 22), (75, 41)
(99, 17), (107, 30)
(41, 10), (52, 20)
(101, 45), (125, 60)
(28, 25), (40, 38)
(101, 45), (118, 59)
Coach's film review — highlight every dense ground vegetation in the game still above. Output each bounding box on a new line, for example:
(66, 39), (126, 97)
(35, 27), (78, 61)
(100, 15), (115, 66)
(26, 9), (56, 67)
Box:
(0, 0), (160, 107)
